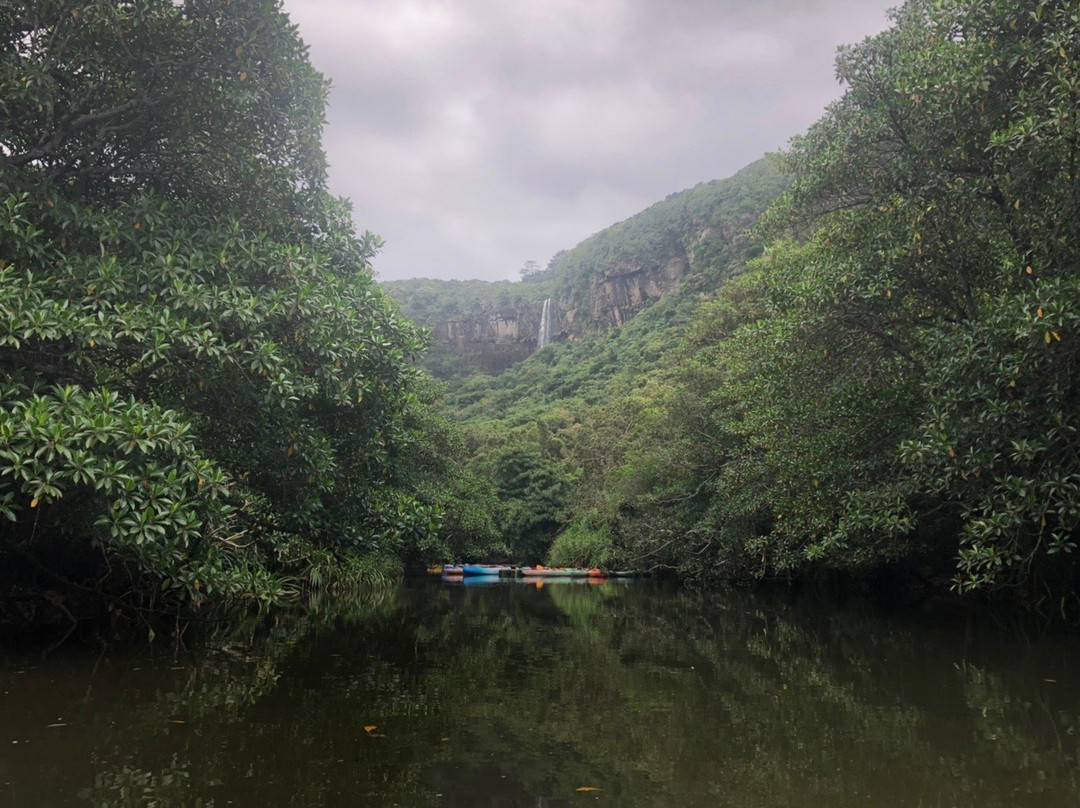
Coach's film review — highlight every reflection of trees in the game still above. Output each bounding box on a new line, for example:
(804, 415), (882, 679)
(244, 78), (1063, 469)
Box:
(4, 584), (1079, 807)
(2, 588), (402, 807)
(505, 585), (1080, 807)
(960, 662), (1080, 796)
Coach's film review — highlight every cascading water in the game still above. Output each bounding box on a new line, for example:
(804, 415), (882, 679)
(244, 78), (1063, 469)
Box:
(537, 297), (554, 349)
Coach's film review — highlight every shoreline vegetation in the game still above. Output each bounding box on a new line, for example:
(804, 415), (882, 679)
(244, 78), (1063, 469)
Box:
(3, 0), (1080, 632)
(0, 0), (503, 631)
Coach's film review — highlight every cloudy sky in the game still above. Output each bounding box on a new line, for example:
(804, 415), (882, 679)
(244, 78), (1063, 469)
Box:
(281, 0), (896, 282)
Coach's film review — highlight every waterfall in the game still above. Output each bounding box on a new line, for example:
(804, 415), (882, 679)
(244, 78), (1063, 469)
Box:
(537, 297), (553, 349)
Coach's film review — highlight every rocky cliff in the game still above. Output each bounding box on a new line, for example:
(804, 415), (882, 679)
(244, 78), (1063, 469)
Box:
(430, 305), (542, 374)
(381, 279), (550, 377)
(544, 158), (785, 342)
(383, 157), (788, 377)
(555, 253), (689, 337)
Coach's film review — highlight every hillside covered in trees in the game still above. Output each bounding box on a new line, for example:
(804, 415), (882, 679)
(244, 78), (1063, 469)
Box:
(395, 0), (1080, 614)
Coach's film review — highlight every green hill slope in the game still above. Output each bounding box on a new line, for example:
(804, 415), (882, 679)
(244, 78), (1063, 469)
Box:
(383, 156), (790, 563)
(388, 156), (788, 424)
(385, 1), (1080, 615)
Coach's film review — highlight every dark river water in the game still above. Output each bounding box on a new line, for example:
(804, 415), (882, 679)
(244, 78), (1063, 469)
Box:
(2, 578), (1079, 807)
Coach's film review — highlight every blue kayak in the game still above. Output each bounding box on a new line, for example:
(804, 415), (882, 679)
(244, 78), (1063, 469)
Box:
(462, 564), (507, 576)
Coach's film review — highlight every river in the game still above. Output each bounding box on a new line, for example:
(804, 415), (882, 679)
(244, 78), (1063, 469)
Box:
(2, 579), (1078, 807)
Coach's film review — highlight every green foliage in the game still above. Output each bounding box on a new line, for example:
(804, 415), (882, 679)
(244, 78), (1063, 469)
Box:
(755, 0), (1080, 598)
(392, 380), (506, 564)
(483, 444), (573, 561)
(383, 277), (553, 326)
(435, 0), (1080, 609)
(0, 0), (480, 608)
(546, 521), (612, 568)
(419, 159), (789, 563)
(0, 0), (327, 212)
(899, 274), (1080, 594)
(596, 0), (1080, 602)
(549, 158), (789, 314)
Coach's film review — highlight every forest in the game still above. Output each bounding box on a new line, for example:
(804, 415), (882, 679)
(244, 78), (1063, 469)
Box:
(0, 0), (497, 620)
(2, 0), (1079, 623)
(395, 0), (1080, 615)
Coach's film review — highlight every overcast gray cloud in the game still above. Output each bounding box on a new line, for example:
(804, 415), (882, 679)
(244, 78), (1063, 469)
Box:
(281, 0), (896, 281)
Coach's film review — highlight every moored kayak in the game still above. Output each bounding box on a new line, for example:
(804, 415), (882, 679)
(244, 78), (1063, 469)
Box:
(520, 567), (576, 578)
(462, 564), (508, 576)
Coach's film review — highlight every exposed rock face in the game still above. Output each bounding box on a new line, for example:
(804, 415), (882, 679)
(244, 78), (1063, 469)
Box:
(554, 252), (689, 339)
(386, 158), (787, 375)
(589, 254), (687, 327)
(406, 245), (693, 371)
(433, 314), (526, 344)
(429, 306), (542, 374)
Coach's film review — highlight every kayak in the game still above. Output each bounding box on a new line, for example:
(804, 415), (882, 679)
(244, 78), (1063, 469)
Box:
(520, 567), (576, 578)
(462, 564), (508, 576)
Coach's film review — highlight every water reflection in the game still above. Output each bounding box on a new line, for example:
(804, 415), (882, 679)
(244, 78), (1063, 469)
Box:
(1, 581), (1078, 807)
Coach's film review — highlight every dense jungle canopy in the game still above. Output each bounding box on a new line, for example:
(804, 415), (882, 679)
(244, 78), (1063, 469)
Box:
(2, 0), (1079, 620)
(0, 0), (500, 615)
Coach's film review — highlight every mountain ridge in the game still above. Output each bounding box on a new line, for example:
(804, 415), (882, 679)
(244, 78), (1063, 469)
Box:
(383, 155), (788, 384)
